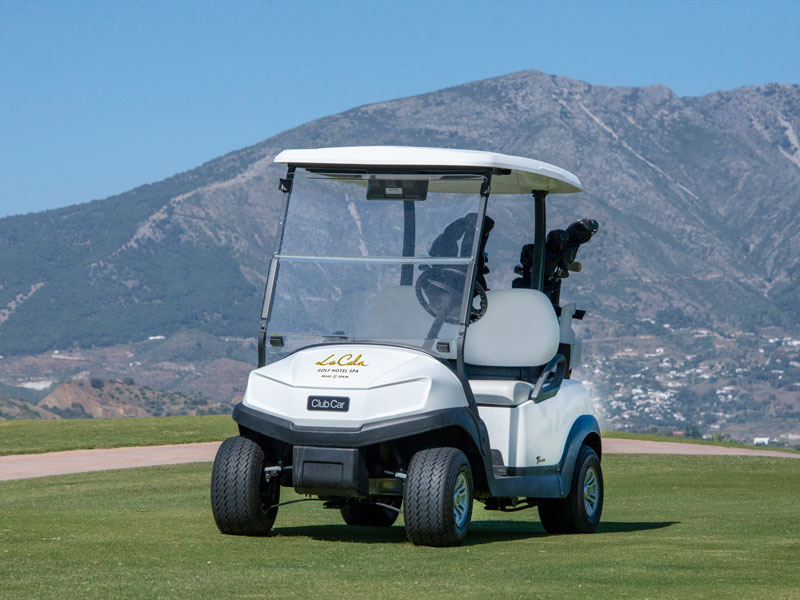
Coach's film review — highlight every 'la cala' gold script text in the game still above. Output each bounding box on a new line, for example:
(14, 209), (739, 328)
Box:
(315, 354), (369, 367)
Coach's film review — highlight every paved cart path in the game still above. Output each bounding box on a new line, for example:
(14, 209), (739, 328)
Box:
(0, 439), (797, 482)
(0, 443), (221, 482)
(603, 438), (800, 459)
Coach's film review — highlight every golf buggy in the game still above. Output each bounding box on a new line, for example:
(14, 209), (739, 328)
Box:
(211, 146), (603, 546)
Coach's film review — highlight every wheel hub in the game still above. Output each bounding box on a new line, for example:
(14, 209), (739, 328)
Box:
(453, 471), (470, 528)
(583, 465), (599, 516)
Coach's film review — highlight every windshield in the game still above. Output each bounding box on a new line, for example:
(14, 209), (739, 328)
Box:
(263, 167), (488, 363)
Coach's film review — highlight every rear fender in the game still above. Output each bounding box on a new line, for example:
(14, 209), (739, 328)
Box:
(557, 415), (602, 497)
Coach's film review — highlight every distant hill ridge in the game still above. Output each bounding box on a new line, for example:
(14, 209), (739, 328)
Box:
(1, 70), (799, 355)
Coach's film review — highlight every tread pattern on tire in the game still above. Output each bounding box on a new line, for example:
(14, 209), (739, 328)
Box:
(538, 444), (603, 534)
(210, 435), (279, 536)
(403, 447), (472, 547)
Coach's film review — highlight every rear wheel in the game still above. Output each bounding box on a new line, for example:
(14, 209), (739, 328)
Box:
(340, 498), (401, 527)
(210, 436), (280, 536)
(538, 444), (603, 534)
(403, 447), (473, 546)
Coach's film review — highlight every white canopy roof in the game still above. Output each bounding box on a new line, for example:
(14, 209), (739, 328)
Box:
(274, 146), (582, 194)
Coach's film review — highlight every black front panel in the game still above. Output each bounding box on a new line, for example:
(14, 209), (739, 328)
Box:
(292, 446), (369, 498)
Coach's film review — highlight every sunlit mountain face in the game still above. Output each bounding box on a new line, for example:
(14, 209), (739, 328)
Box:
(1, 70), (798, 441)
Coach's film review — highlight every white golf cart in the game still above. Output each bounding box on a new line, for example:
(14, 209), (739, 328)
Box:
(211, 146), (603, 546)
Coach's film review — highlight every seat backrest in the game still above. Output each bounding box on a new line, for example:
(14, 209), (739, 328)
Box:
(464, 289), (559, 367)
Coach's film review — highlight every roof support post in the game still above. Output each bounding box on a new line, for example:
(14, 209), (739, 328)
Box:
(454, 170), (493, 452)
(258, 165), (295, 367)
(532, 190), (548, 291)
(400, 201), (416, 285)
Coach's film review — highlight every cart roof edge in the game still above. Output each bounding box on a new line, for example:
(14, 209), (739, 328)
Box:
(273, 146), (582, 195)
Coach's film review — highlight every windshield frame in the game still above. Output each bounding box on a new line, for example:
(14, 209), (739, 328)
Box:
(258, 164), (493, 373)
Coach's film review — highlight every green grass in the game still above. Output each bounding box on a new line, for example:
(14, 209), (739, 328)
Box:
(2, 416), (796, 457)
(0, 415), (236, 456)
(1, 455), (798, 599)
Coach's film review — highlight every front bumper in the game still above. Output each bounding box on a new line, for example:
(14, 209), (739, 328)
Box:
(233, 402), (481, 448)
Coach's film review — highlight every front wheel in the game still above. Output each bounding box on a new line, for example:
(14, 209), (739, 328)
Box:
(210, 436), (280, 536)
(403, 447), (473, 546)
(538, 444), (603, 534)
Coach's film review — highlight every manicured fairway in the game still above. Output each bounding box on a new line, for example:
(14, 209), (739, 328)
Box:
(2, 455), (798, 599)
(4, 415), (795, 457)
(0, 415), (236, 456)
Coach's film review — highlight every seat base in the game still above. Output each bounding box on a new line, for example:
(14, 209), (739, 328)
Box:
(469, 379), (534, 407)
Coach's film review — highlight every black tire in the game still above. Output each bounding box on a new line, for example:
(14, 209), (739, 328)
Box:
(210, 435), (280, 536)
(538, 444), (603, 534)
(403, 447), (473, 547)
(340, 498), (401, 527)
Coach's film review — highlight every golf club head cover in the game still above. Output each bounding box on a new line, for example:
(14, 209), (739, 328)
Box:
(561, 219), (599, 269)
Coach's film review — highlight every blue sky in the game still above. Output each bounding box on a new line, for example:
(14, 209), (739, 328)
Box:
(1, 0), (798, 218)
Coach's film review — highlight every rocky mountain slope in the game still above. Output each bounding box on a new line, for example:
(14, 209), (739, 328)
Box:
(2, 70), (798, 356)
(0, 70), (798, 438)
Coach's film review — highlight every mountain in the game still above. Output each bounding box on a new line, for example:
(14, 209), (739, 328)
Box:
(2, 70), (798, 356)
(1, 70), (798, 439)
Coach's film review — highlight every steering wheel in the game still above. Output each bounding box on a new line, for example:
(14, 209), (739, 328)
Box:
(414, 266), (488, 325)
